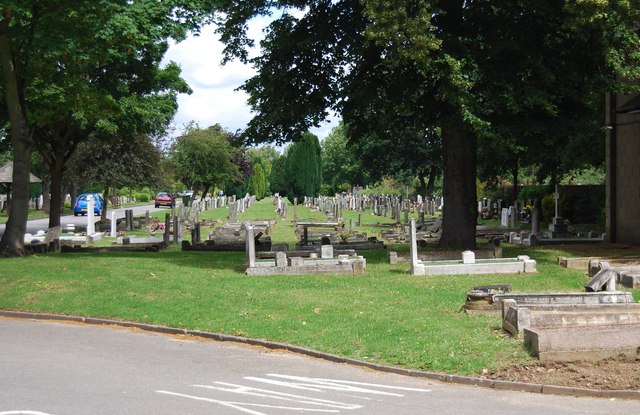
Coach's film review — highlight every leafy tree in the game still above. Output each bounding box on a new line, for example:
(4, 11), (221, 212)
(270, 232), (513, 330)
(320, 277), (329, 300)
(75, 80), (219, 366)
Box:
(284, 132), (322, 202)
(321, 123), (369, 194)
(0, 0), (215, 256)
(217, 0), (640, 250)
(171, 124), (240, 199)
(248, 163), (266, 200)
(247, 145), (278, 196)
(66, 134), (163, 220)
(269, 152), (288, 196)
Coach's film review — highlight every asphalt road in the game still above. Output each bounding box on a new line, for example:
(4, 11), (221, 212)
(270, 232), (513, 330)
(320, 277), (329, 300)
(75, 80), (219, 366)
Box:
(0, 204), (169, 236)
(1, 318), (637, 415)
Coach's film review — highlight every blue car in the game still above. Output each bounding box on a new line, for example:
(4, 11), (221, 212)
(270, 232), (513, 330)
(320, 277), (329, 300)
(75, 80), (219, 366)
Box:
(73, 193), (104, 216)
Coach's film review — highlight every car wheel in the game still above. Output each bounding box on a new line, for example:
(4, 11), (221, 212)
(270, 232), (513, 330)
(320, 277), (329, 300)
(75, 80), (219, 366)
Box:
(74, 212), (78, 217)
(155, 204), (159, 208)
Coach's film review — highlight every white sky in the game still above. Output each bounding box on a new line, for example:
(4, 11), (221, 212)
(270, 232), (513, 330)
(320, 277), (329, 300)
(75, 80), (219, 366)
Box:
(162, 19), (339, 142)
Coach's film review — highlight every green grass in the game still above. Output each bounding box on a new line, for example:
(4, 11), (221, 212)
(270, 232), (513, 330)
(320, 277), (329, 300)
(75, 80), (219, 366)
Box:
(0, 197), (638, 376)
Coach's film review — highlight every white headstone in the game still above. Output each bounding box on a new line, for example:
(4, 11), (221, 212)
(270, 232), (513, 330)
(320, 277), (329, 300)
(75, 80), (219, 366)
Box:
(110, 211), (117, 237)
(321, 244), (334, 259)
(87, 195), (95, 235)
(501, 208), (509, 227)
(462, 250), (475, 264)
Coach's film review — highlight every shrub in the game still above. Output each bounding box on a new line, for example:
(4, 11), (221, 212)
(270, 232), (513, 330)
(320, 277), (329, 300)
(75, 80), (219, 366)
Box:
(135, 193), (150, 203)
(541, 193), (555, 224)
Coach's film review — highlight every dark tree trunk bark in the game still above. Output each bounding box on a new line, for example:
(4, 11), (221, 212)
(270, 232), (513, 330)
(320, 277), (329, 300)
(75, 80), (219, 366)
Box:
(417, 174), (427, 197)
(437, 119), (477, 250)
(48, 152), (65, 228)
(101, 184), (110, 221)
(201, 184), (211, 200)
(41, 178), (51, 213)
(511, 165), (519, 204)
(425, 167), (438, 197)
(0, 29), (33, 256)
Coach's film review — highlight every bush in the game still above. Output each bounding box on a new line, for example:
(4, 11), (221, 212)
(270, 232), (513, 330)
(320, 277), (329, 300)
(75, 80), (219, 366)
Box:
(541, 193), (555, 224)
(518, 185), (550, 203)
(135, 193), (150, 203)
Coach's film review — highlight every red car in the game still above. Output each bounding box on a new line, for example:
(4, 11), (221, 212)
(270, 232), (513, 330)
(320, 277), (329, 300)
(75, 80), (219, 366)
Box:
(154, 192), (175, 208)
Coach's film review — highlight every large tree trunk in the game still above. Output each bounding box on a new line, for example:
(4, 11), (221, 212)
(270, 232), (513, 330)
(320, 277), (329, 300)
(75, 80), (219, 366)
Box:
(438, 119), (477, 250)
(101, 184), (110, 221)
(41, 178), (51, 213)
(425, 167), (438, 197)
(511, 165), (519, 204)
(48, 152), (65, 228)
(0, 29), (33, 256)
(201, 184), (211, 200)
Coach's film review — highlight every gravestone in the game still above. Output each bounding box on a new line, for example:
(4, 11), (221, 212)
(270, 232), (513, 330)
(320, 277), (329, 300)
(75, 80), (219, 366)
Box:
(246, 225), (256, 268)
(110, 211), (117, 237)
(501, 208), (509, 227)
(321, 244), (334, 259)
(86, 196), (96, 235)
(275, 251), (287, 267)
(531, 207), (540, 234)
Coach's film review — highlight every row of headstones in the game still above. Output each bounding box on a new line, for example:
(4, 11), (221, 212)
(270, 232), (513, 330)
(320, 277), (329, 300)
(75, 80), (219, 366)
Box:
(499, 204), (541, 233)
(1, 196), (52, 211)
(228, 194), (256, 222)
(274, 195), (288, 220)
(303, 194), (442, 222)
(182, 195), (232, 225)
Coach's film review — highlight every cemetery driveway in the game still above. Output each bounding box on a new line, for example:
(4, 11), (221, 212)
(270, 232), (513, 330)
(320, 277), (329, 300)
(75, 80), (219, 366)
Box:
(1, 317), (638, 415)
(0, 204), (161, 236)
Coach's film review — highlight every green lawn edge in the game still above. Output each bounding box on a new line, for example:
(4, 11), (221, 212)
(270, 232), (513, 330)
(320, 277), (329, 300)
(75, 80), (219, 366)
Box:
(1, 198), (637, 376)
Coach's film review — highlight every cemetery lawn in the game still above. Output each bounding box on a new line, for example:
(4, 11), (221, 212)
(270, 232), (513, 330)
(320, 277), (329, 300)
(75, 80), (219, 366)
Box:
(0, 199), (638, 388)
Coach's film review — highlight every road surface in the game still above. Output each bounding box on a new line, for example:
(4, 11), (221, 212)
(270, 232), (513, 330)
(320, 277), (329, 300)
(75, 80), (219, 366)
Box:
(1, 318), (637, 415)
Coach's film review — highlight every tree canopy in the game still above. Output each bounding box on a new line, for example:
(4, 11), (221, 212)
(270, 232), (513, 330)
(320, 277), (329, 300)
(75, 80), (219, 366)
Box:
(0, 0), (217, 255)
(284, 132), (322, 203)
(217, 0), (640, 249)
(171, 124), (240, 195)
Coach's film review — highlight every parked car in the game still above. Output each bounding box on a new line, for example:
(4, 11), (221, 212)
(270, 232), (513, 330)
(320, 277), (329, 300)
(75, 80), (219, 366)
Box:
(73, 193), (104, 216)
(154, 192), (175, 208)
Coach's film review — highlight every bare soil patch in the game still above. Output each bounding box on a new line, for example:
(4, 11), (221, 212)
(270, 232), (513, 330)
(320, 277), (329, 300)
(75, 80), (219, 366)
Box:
(489, 355), (640, 390)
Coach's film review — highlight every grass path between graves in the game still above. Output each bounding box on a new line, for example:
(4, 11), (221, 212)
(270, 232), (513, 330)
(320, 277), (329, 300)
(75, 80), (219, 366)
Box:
(0, 197), (638, 376)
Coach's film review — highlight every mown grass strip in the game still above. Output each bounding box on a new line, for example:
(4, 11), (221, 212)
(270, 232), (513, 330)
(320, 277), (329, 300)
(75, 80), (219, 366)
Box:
(1, 197), (637, 376)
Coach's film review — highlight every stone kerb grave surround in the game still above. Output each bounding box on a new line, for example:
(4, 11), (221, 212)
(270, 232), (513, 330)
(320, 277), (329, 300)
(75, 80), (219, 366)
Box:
(244, 225), (366, 276)
(408, 219), (536, 276)
(499, 294), (640, 361)
(588, 258), (640, 289)
(494, 260), (639, 361)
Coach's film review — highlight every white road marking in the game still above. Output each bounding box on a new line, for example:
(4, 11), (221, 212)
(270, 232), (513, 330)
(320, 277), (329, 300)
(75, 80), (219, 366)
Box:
(157, 373), (431, 414)
(266, 375), (432, 393)
(0, 412), (54, 415)
(194, 382), (361, 409)
(156, 390), (340, 414)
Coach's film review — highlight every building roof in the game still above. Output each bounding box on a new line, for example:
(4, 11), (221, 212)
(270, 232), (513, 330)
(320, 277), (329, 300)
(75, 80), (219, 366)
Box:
(0, 161), (42, 183)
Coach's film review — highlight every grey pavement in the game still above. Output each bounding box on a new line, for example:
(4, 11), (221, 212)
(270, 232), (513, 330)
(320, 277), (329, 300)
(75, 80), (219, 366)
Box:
(1, 318), (638, 415)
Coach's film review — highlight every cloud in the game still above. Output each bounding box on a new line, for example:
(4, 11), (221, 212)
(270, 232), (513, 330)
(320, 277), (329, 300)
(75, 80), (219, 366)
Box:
(163, 19), (339, 141)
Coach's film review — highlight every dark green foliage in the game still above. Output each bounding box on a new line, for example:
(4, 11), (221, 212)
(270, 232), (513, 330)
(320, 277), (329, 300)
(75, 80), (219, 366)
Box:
(269, 154), (287, 196)
(171, 125), (240, 191)
(284, 132), (322, 203)
(321, 123), (369, 194)
(541, 185), (605, 225)
(248, 163), (266, 200)
(518, 186), (552, 205)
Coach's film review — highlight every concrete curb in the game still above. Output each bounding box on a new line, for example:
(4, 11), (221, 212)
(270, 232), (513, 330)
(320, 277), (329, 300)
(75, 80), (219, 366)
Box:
(2, 309), (638, 400)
